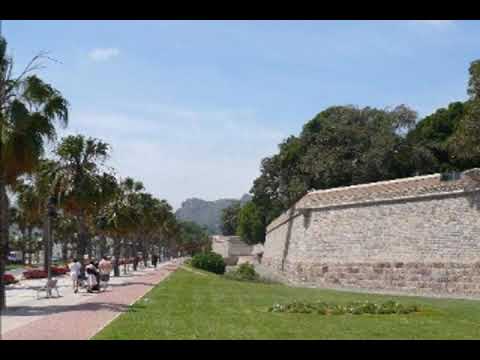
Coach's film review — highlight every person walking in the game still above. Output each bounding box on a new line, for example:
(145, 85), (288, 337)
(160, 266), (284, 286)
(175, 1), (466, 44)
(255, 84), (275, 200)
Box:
(94, 261), (101, 291)
(99, 256), (112, 291)
(85, 261), (99, 293)
(152, 254), (158, 268)
(68, 258), (81, 293)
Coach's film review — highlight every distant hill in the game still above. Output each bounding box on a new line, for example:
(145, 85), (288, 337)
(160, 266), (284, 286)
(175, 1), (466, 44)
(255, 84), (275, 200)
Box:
(175, 194), (252, 234)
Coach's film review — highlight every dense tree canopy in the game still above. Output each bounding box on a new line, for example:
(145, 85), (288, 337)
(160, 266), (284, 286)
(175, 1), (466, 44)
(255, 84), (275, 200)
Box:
(245, 59), (480, 244)
(237, 201), (265, 245)
(249, 104), (422, 235)
(468, 60), (480, 100)
(220, 201), (241, 236)
(176, 221), (210, 255)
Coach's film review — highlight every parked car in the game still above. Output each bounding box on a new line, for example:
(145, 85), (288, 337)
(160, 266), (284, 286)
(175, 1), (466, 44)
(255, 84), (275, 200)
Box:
(7, 251), (23, 264)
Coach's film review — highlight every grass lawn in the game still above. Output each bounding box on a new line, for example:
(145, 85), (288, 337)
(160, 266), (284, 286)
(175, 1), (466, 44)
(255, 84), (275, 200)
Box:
(94, 267), (480, 340)
(6, 263), (24, 271)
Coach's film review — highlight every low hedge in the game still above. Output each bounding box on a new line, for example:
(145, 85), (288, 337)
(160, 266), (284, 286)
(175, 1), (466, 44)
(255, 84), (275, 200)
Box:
(191, 252), (226, 274)
(268, 300), (420, 315)
(224, 263), (259, 282)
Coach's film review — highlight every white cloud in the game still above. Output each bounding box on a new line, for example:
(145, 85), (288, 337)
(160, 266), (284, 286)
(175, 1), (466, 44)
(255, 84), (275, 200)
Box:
(88, 48), (120, 62)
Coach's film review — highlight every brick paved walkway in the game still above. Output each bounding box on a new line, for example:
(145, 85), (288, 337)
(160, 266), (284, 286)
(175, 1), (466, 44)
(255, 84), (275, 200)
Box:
(1, 260), (181, 340)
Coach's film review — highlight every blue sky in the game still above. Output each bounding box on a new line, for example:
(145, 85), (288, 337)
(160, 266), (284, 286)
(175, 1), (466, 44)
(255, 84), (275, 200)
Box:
(3, 20), (480, 209)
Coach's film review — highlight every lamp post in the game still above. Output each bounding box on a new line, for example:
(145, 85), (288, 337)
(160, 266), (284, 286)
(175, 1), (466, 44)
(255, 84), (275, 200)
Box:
(46, 196), (57, 297)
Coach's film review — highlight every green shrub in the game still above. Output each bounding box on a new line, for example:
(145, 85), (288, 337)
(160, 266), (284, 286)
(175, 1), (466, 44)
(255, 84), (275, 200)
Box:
(331, 304), (347, 315)
(224, 263), (259, 282)
(268, 300), (420, 315)
(191, 252), (226, 274)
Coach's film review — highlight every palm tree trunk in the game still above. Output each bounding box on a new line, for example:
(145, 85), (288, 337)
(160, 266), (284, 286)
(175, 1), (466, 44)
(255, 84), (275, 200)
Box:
(0, 171), (10, 311)
(19, 229), (27, 264)
(86, 238), (93, 259)
(42, 217), (48, 272)
(132, 240), (138, 271)
(77, 213), (88, 260)
(143, 238), (149, 268)
(99, 234), (107, 258)
(113, 236), (121, 277)
(61, 240), (68, 262)
(27, 227), (33, 265)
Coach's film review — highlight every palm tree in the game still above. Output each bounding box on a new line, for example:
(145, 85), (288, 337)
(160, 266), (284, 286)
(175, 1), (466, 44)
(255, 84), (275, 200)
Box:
(161, 213), (181, 260)
(133, 194), (173, 267)
(8, 207), (26, 263)
(53, 213), (77, 263)
(0, 36), (69, 310)
(15, 179), (43, 265)
(52, 135), (110, 259)
(89, 172), (117, 259)
(98, 177), (143, 276)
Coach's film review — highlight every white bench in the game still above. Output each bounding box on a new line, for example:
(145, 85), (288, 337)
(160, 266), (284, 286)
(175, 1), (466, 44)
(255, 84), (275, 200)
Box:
(36, 279), (60, 299)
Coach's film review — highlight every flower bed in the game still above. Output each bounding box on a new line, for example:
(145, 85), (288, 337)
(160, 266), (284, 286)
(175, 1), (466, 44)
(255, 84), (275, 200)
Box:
(23, 269), (48, 279)
(3, 273), (18, 285)
(52, 266), (69, 275)
(268, 300), (420, 315)
(23, 266), (69, 279)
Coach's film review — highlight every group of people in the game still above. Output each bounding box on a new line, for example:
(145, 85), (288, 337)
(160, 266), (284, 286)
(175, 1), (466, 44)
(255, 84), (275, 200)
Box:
(68, 254), (163, 294)
(68, 256), (113, 294)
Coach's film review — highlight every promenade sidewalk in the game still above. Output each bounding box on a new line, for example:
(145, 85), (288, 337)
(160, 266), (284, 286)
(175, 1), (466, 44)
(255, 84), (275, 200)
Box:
(1, 260), (182, 340)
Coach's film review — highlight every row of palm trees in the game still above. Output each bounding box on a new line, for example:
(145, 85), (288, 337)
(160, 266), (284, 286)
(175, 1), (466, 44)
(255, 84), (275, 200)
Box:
(11, 135), (183, 270)
(0, 35), (207, 311)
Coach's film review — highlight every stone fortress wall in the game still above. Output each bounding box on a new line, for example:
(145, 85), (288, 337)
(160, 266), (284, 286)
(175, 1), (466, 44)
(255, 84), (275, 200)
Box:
(261, 169), (480, 297)
(211, 235), (263, 265)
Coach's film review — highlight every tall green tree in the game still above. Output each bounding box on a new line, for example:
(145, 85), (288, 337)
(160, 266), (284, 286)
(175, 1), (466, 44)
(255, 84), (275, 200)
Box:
(450, 60), (480, 166)
(14, 178), (44, 265)
(299, 105), (417, 188)
(177, 220), (210, 255)
(237, 201), (265, 245)
(450, 101), (480, 167)
(407, 101), (467, 172)
(53, 213), (77, 263)
(220, 201), (241, 236)
(467, 59), (480, 100)
(0, 36), (68, 310)
(98, 177), (145, 275)
(160, 212), (182, 259)
(131, 192), (173, 267)
(250, 105), (419, 241)
(52, 135), (110, 258)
